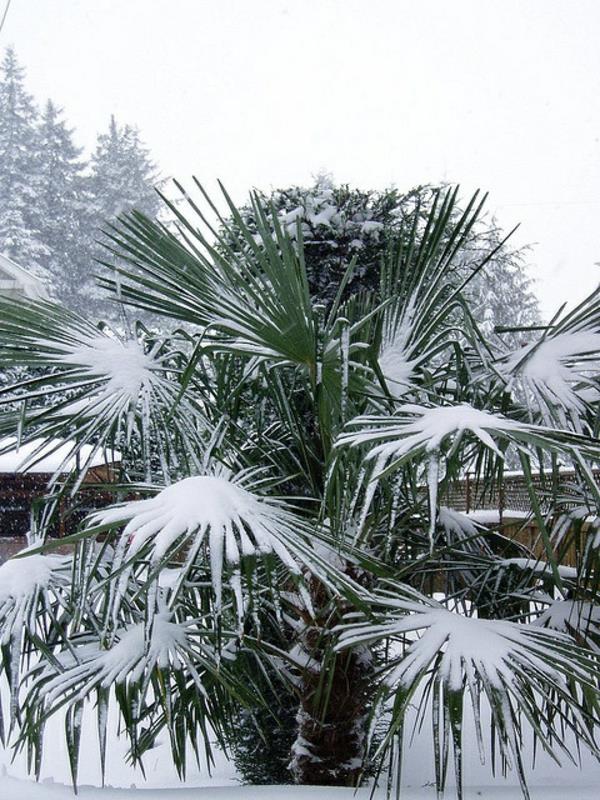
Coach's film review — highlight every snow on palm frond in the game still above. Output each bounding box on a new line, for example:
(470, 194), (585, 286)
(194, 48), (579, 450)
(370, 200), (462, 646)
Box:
(0, 298), (208, 481)
(89, 470), (350, 618)
(438, 506), (484, 539)
(0, 550), (71, 722)
(31, 612), (203, 706)
(340, 403), (531, 460)
(0, 551), (70, 642)
(497, 330), (600, 428)
(336, 402), (599, 545)
(534, 598), (600, 650)
(21, 610), (241, 787)
(378, 298), (420, 400)
(374, 191), (498, 402)
(336, 587), (600, 800)
(437, 506), (493, 557)
(55, 333), (160, 412)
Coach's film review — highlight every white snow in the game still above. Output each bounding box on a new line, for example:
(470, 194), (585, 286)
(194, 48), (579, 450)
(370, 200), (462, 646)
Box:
(1, 776), (598, 799)
(0, 551), (66, 603)
(2, 675), (599, 799)
(343, 404), (525, 459)
(466, 509), (530, 523)
(499, 331), (600, 416)
(54, 334), (159, 401)
(500, 558), (578, 579)
(377, 297), (419, 399)
(0, 437), (121, 473)
(340, 404), (529, 536)
(37, 613), (192, 703)
(378, 340), (415, 399)
(388, 609), (568, 690)
(534, 598), (600, 634)
(89, 473), (313, 614)
(337, 601), (580, 693)
(438, 506), (484, 537)
(360, 220), (384, 235)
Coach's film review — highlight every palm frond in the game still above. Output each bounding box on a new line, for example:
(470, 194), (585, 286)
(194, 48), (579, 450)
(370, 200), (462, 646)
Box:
(0, 297), (210, 487)
(87, 468), (359, 621)
(495, 285), (600, 430)
(336, 584), (600, 800)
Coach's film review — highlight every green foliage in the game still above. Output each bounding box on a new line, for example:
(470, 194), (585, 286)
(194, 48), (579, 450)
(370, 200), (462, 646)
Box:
(0, 182), (599, 797)
(220, 175), (540, 336)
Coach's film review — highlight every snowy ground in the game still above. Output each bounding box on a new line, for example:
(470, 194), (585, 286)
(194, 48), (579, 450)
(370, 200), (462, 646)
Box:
(1, 777), (600, 800)
(2, 684), (599, 799)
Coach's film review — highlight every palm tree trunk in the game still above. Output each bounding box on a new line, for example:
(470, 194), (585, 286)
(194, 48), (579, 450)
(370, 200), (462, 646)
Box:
(289, 573), (373, 786)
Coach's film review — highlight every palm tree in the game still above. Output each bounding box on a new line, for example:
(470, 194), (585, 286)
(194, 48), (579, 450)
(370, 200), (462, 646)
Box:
(0, 184), (599, 800)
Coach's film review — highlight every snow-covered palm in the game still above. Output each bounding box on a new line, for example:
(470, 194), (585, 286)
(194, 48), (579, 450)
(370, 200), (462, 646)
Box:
(0, 550), (71, 727)
(336, 585), (600, 800)
(88, 470), (354, 622)
(0, 183), (599, 797)
(0, 299), (208, 486)
(495, 292), (600, 431)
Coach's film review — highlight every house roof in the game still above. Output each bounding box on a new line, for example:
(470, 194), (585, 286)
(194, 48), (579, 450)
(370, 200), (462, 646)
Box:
(0, 437), (121, 474)
(0, 253), (49, 300)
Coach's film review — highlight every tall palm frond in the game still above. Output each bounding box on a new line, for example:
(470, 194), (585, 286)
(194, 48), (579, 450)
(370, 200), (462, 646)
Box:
(495, 286), (600, 430)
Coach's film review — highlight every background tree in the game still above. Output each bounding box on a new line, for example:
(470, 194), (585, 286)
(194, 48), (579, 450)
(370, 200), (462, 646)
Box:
(0, 185), (599, 799)
(0, 47), (47, 273)
(0, 48), (162, 319)
(34, 100), (86, 306)
(224, 175), (540, 335)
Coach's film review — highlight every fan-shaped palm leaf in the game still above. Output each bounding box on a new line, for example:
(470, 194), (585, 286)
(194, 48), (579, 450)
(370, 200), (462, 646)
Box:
(495, 286), (600, 430)
(0, 297), (208, 484)
(88, 469), (359, 621)
(336, 584), (600, 800)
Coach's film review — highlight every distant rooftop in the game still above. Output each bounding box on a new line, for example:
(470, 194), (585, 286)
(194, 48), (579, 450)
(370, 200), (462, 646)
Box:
(0, 437), (121, 474)
(0, 252), (49, 301)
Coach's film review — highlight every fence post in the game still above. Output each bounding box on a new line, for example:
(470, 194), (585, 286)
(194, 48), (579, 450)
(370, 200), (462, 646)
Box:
(466, 472), (471, 514)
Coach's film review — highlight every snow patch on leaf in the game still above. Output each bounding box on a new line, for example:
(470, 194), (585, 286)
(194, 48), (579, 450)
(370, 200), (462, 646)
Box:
(55, 333), (159, 404)
(0, 552), (69, 604)
(499, 331), (600, 423)
(89, 472), (321, 616)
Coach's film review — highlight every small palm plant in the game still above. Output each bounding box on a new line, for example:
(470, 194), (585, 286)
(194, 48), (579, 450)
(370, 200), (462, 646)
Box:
(0, 184), (599, 799)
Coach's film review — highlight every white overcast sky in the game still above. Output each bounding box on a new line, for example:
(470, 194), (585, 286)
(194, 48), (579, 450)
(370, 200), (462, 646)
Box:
(3, 0), (600, 320)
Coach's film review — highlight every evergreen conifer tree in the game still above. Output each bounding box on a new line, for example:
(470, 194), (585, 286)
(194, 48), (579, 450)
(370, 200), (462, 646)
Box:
(0, 48), (163, 318)
(35, 100), (86, 304)
(79, 115), (162, 317)
(225, 176), (540, 337)
(87, 115), (161, 221)
(0, 47), (47, 271)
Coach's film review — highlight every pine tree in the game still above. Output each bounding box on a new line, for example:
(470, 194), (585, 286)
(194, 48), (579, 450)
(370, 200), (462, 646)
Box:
(0, 49), (163, 317)
(78, 115), (162, 317)
(0, 47), (47, 272)
(35, 100), (86, 304)
(87, 115), (161, 221)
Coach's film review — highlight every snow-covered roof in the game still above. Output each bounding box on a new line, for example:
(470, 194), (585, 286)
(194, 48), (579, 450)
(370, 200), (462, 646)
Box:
(0, 437), (121, 474)
(0, 253), (49, 300)
(466, 509), (531, 524)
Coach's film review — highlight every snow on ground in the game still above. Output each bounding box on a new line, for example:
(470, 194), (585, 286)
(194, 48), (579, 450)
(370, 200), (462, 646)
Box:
(1, 776), (600, 800)
(3, 678), (600, 799)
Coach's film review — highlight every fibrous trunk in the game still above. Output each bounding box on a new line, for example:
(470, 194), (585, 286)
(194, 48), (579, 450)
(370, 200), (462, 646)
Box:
(289, 571), (373, 786)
